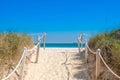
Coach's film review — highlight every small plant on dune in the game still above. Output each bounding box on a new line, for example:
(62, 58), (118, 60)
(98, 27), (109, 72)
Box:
(0, 32), (34, 79)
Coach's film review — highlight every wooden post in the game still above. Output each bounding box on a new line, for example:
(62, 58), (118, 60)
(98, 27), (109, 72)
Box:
(80, 33), (84, 42)
(35, 36), (40, 63)
(20, 47), (27, 80)
(78, 37), (80, 53)
(43, 33), (46, 50)
(85, 42), (88, 63)
(96, 49), (101, 80)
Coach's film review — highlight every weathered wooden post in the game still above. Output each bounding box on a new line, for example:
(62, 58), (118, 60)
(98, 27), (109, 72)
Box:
(35, 35), (40, 63)
(43, 32), (46, 50)
(80, 33), (84, 52)
(20, 47), (27, 80)
(80, 33), (84, 42)
(96, 49), (101, 80)
(85, 42), (88, 63)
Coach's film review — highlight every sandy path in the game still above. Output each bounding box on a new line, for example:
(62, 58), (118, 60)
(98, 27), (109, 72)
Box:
(24, 48), (90, 80)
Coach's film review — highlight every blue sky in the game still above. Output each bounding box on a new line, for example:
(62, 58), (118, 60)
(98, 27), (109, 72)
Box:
(0, 0), (120, 43)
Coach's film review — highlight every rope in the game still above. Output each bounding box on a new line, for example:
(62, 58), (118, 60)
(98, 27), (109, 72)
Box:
(40, 32), (46, 40)
(2, 42), (39, 80)
(78, 33), (96, 54)
(26, 42), (39, 52)
(78, 33), (120, 79)
(86, 42), (120, 79)
(1, 33), (43, 80)
(86, 42), (97, 54)
(85, 41), (120, 79)
(2, 49), (26, 80)
(99, 52), (120, 79)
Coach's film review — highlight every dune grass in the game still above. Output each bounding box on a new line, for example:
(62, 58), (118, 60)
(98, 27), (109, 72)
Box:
(0, 32), (34, 79)
(88, 29), (120, 79)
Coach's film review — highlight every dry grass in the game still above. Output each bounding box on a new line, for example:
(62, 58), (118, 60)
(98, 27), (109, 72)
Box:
(88, 29), (120, 80)
(0, 32), (34, 79)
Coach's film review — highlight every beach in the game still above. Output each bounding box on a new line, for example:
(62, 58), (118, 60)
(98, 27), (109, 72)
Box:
(24, 48), (90, 80)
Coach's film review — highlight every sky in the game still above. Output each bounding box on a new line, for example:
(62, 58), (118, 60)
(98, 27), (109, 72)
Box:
(0, 0), (120, 43)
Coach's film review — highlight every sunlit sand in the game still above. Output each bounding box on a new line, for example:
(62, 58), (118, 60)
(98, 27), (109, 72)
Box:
(24, 48), (89, 80)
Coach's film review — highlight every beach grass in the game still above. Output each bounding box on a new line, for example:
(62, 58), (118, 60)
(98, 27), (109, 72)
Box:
(88, 29), (120, 79)
(0, 32), (34, 79)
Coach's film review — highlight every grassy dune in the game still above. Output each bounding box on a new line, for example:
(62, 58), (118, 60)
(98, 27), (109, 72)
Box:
(88, 29), (120, 79)
(0, 32), (34, 79)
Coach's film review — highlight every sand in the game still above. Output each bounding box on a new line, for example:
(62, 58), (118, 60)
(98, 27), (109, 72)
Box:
(24, 48), (90, 80)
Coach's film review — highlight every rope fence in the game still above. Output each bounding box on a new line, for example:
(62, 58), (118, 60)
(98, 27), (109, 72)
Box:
(39, 32), (46, 50)
(77, 33), (86, 53)
(2, 33), (46, 80)
(99, 52), (120, 79)
(85, 42), (97, 54)
(2, 48), (27, 80)
(78, 33), (120, 80)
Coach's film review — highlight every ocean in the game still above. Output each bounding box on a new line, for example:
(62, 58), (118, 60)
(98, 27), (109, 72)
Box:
(40, 43), (85, 48)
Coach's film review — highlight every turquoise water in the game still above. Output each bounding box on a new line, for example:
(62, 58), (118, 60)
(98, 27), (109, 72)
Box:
(40, 43), (85, 48)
